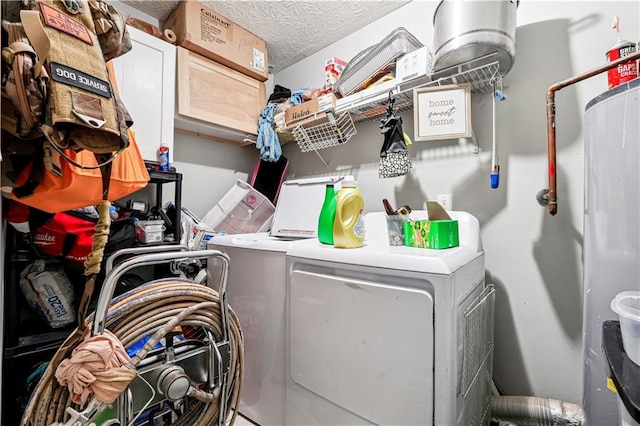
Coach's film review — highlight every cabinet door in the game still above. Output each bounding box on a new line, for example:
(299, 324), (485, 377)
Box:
(176, 47), (265, 141)
(112, 27), (176, 163)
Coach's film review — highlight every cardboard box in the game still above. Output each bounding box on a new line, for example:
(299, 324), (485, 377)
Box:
(403, 220), (459, 249)
(164, 1), (268, 82)
(325, 57), (348, 87)
(285, 94), (337, 128)
(135, 220), (165, 244)
(180, 206), (217, 250)
(190, 223), (217, 250)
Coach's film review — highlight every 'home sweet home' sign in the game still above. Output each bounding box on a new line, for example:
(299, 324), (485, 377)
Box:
(413, 83), (472, 141)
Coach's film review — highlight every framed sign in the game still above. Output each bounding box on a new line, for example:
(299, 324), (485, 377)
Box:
(413, 83), (472, 141)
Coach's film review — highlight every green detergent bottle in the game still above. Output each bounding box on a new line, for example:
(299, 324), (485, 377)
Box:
(318, 183), (337, 244)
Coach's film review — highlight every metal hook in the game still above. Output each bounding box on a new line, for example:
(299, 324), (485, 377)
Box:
(381, 91), (397, 127)
(387, 91), (396, 113)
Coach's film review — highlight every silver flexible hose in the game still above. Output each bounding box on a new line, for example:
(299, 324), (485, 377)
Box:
(491, 395), (585, 426)
(21, 279), (244, 425)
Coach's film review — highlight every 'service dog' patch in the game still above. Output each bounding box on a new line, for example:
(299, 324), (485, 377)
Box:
(40, 3), (93, 45)
(50, 62), (111, 98)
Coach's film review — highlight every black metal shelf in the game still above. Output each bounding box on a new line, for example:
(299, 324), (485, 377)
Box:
(1, 166), (185, 425)
(145, 162), (183, 244)
(4, 330), (71, 359)
(2, 167), (185, 356)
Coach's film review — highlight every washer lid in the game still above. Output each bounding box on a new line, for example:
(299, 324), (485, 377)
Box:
(208, 232), (309, 253)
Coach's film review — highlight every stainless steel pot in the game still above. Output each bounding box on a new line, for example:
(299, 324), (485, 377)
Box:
(432, 0), (518, 76)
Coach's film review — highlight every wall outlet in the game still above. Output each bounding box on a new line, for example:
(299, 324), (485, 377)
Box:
(437, 194), (453, 211)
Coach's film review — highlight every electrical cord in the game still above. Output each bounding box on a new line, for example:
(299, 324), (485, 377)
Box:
(21, 278), (244, 426)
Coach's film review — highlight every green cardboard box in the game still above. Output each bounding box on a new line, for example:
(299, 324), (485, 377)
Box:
(403, 220), (459, 249)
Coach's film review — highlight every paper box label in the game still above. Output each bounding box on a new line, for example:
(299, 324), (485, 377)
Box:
(285, 94), (337, 127)
(395, 46), (433, 83)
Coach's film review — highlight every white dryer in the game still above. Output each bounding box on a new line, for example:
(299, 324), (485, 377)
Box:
(285, 211), (495, 426)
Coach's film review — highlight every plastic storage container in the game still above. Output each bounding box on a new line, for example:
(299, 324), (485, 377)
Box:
(318, 184), (337, 245)
(611, 291), (640, 366)
(385, 215), (405, 246)
(333, 177), (364, 248)
(202, 180), (275, 235)
(333, 27), (423, 97)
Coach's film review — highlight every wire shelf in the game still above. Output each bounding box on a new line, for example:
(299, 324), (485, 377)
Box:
(337, 60), (502, 124)
(430, 61), (502, 94)
(291, 111), (357, 153)
(347, 91), (413, 123)
(288, 57), (501, 158)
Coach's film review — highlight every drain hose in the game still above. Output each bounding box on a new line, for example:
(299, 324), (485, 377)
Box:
(491, 395), (585, 426)
(21, 279), (244, 426)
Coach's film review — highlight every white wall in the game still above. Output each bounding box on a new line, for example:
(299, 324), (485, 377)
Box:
(171, 134), (259, 215)
(275, 0), (640, 404)
(116, 0), (640, 405)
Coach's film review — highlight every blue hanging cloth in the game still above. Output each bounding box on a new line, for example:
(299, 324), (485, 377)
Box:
(256, 102), (282, 162)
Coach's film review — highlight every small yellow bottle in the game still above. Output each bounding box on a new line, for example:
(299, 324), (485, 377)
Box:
(333, 177), (365, 248)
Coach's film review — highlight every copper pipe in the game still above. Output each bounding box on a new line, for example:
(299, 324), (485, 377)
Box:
(544, 50), (640, 215)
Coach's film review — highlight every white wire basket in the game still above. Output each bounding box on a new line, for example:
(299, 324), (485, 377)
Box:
(290, 111), (357, 153)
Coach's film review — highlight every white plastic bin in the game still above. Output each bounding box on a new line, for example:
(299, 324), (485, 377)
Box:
(202, 180), (275, 235)
(611, 291), (640, 366)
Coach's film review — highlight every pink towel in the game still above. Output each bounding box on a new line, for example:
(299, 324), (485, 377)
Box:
(55, 330), (136, 404)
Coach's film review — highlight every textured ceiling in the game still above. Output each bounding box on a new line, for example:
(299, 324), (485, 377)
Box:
(120, 0), (410, 73)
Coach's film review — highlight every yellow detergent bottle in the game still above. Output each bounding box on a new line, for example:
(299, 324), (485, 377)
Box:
(333, 176), (365, 248)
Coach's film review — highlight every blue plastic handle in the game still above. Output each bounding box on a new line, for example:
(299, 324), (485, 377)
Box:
(490, 173), (500, 189)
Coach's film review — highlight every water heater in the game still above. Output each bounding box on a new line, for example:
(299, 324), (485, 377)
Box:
(583, 78), (640, 425)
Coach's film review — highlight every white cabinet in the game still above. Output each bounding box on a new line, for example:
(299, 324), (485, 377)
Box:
(174, 47), (265, 146)
(111, 27), (176, 163)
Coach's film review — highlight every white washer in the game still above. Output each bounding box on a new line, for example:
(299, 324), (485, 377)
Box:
(207, 176), (349, 425)
(285, 211), (494, 426)
(207, 233), (305, 426)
